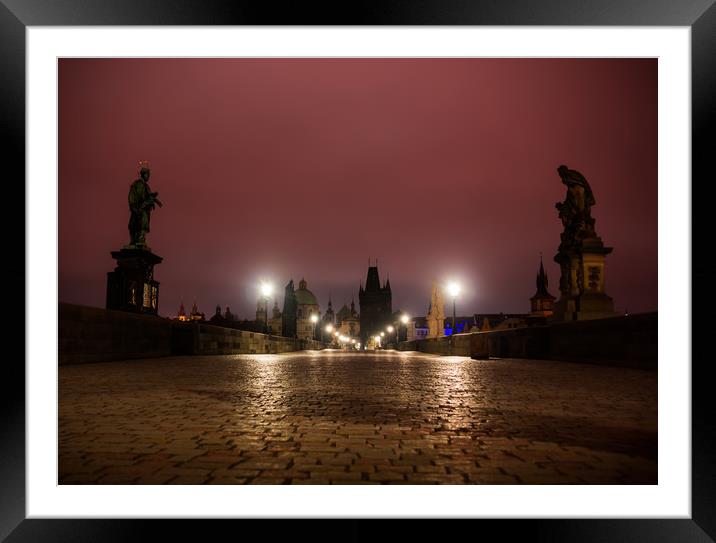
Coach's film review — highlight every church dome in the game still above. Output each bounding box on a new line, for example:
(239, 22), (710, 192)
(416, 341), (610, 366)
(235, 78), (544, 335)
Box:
(294, 278), (318, 306)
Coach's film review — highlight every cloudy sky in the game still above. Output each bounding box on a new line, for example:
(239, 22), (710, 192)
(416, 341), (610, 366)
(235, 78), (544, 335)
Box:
(59, 58), (657, 318)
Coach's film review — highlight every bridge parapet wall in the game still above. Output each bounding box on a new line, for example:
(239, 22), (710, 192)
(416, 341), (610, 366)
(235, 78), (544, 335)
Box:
(59, 303), (325, 364)
(59, 303), (173, 365)
(399, 312), (657, 370)
(190, 323), (323, 355)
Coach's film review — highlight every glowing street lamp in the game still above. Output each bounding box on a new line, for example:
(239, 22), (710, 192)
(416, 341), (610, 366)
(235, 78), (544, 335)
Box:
(259, 281), (273, 332)
(310, 313), (319, 341)
(399, 314), (410, 343)
(447, 281), (461, 335)
(260, 282), (273, 298)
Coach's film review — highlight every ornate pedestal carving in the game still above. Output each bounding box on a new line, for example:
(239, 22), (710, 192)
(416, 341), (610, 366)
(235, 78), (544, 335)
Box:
(106, 248), (163, 315)
(553, 237), (615, 321)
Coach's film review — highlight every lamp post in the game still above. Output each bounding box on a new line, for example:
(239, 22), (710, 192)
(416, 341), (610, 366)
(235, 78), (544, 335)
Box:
(400, 314), (409, 342)
(325, 323), (333, 345)
(310, 313), (319, 341)
(387, 325), (395, 348)
(260, 282), (273, 333)
(447, 281), (460, 335)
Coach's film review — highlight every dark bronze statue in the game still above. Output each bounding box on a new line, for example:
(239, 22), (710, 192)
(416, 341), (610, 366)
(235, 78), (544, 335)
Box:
(555, 164), (596, 248)
(552, 165), (615, 320)
(128, 161), (162, 248)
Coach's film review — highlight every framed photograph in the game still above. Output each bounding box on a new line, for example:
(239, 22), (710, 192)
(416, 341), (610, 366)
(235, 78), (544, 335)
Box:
(4, 0), (712, 540)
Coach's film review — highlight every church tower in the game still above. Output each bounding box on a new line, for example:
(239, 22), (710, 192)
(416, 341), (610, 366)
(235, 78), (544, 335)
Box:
(530, 255), (556, 317)
(359, 259), (392, 348)
(272, 299), (282, 320)
(323, 293), (335, 326)
(281, 279), (297, 338)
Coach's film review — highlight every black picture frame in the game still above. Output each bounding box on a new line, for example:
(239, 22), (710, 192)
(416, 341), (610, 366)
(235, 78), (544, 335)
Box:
(3, 0), (712, 540)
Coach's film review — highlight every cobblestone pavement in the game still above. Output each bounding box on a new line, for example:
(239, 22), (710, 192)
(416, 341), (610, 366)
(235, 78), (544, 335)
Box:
(59, 350), (657, 484)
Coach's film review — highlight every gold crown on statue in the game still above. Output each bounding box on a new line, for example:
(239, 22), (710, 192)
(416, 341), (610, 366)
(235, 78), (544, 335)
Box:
(138, 160), (150, 171)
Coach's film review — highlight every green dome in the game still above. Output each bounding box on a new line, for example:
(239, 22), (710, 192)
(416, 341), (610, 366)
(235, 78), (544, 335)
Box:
(295, 278), (318, 306)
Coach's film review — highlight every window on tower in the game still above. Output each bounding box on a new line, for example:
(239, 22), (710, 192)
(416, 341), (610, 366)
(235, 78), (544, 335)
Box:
(143, 283), (151, 308)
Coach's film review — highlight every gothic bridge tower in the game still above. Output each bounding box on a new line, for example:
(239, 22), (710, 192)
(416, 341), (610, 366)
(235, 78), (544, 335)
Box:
(359, 259), (392, 348)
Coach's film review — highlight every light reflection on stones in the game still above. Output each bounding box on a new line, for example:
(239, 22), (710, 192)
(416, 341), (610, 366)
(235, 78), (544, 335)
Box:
(59, 351), (657, 484)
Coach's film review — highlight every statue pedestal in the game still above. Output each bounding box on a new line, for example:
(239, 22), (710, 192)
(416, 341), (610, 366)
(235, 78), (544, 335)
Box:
(106, 248), (163, 315)
(552, 237), (616, 322)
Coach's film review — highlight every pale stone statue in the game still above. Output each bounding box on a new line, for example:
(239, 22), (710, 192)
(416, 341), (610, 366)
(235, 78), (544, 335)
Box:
(426, 281), (446, 338)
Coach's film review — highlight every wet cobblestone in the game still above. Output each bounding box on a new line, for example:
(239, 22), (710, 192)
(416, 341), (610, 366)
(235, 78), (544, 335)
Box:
(59, 350), (657, 484)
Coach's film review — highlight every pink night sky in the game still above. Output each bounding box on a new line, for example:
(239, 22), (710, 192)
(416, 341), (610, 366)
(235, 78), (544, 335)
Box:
(58, 58), (657, 319)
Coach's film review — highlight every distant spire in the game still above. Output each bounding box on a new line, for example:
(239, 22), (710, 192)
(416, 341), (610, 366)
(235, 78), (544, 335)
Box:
(536, 254), (548, 291)
(532, 253), (555, 301)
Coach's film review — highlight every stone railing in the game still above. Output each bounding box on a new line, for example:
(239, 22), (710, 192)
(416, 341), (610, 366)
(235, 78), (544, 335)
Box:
(398, 312), (657, 370)
(173, 322), (324, 355)
(59, 303), (326, 365)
